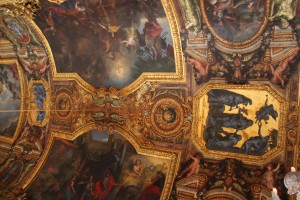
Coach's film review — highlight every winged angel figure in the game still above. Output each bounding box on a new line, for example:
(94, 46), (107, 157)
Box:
(269, 0), (298, 29)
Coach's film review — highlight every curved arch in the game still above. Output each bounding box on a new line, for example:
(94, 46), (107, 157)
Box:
(204, 188), (247, 200)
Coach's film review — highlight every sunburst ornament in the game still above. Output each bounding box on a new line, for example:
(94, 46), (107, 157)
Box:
(48, 0), (67, 4)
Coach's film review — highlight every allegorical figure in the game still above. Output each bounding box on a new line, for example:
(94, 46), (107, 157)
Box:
(138, 171), (166, 200)
(262, 163), (281, 190)
(268, 50), (298, 87)
(177, 153), (202, 178)
(93, 171), (115, 200)
(269, 0), (297, 28)
(133, 159), (143, 176)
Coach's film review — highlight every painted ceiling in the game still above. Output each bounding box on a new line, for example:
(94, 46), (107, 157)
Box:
(0, 0), (299, 199)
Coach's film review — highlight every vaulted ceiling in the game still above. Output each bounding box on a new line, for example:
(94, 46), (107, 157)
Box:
(0, 0), (299, 199)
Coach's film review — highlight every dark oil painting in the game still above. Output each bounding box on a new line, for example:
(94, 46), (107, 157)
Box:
(34, 0), (176, 88)
(27, 129), (169, 200)
(204, 0), (265, 42)
(0, 64), (21, 138)
(203, 89), (279, 156)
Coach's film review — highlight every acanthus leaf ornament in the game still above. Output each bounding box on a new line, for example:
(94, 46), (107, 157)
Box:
(0, 0), (40, 19)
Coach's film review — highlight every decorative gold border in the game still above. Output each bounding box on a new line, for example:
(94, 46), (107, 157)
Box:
(192, 83), (287, 165)
(0, 1), (16, 6)
(200, 0), (270, 49)
(0, 59), (26, 144)
(115, 126), (181, 200)
(271, 47), (299, 64)
(251, 184), (272, 200)
(204, 188), (247, 200)
(53, 90), (73, 120)
(27, 79), (50, 127)
(16, 6), (185, 196)
(150, 97), (184, 137)
(21, 0), (185, 97)
(295, 61), (300, 169)
(21, 128), (53, 188)
(0, 37), (12, 46)
(1, 1), (296, 199)
(52, 122), (96, 140)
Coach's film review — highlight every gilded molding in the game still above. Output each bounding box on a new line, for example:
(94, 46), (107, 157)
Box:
(7, 3), (185, 197)
(0, 0), (40, 19)
(114, 126), (181, 200)
(144, 89), (192, 143)
(20, 0), (185, 96)
(176, 173), (208, 199)
(192, 83), (287, 165)
(0, 1), (298, 199)
(270, 47), (299, 64)
(250, 184), (272, 200)
(27, 79), (50, 127)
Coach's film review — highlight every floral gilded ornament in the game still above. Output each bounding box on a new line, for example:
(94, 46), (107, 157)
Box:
(0, 0), (40, 19)
(144, 89), (192, 144)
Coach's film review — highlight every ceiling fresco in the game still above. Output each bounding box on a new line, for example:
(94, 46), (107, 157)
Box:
(27, 130), (171, 200)
(0, 61), (22, 139)
(0, 0), (299, 200)
(193, 84), (286, 164)
(202, 0), (267, 42)
(34, 0), (178, 88)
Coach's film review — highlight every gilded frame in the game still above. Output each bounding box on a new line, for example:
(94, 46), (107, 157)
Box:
(16, 2), (184, 199)
(192, 83), (287, 165)
(200, 0), (270, 49)
(23, 125), (181, 200)
(27, 79), (50, 127)
(23, 0), (185, 97)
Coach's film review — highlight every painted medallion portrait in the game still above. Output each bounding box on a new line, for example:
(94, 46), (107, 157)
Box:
(27, 130), (169, 200)
(202, 0), (266, 42)
(35, 0), (175, 88)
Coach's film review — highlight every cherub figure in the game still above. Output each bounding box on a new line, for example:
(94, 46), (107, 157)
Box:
(187, 57), (210, 78)
(262, 163), (281, 190)
(268, 50), (298, 87)
(177, 153), (202, 178)
(120, 21), (138, 50)
(133, 159), (142, 176)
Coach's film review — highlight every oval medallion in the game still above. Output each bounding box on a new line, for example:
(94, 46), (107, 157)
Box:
(201, 0), (269, 46)
(150, 98), (184, 137)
